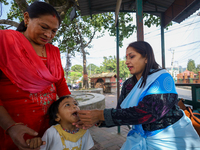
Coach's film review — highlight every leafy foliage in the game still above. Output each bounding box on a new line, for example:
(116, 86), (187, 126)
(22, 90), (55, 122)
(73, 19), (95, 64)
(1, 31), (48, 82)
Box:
(94, 56), (130, 80)
(187, 59), (200, 74)
(87, 63), (98, 75)
(104, 12), (136, 47)
(197, 64), (200, 71)
(187, 59), (196, 71)
(71, 64), (83, 73)
(67, 71), (82, 84)
(0, 0), (9, 5)
(54, 9), (113, 55)
(104, 13), (172, 47)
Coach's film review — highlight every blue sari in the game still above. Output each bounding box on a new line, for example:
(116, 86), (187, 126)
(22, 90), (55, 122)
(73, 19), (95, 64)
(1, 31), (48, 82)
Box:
(120, 69), (200, 150)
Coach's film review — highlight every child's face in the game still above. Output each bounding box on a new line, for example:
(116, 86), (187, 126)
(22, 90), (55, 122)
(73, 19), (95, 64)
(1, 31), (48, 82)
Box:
(56, 97), (80, 125)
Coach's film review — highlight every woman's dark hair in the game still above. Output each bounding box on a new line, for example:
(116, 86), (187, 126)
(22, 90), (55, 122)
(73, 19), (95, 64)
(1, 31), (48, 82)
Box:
(16, 1), (61, 32)
(127, 41), (161, 88)
(48, 95), (71, 126)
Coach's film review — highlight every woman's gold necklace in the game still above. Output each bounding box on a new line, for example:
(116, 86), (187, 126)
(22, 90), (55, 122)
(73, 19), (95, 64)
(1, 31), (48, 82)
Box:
(41, 46), (45, 57)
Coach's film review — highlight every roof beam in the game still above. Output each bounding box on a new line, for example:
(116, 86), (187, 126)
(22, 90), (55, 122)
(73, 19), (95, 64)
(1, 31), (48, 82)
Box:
(87, 0), (92, 18)
(164, 0), (196, 27)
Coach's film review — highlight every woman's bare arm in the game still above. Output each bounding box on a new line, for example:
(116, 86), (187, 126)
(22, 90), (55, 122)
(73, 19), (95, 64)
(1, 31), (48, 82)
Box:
(0, 106), (15, 130)
(0, 106), (40, 150)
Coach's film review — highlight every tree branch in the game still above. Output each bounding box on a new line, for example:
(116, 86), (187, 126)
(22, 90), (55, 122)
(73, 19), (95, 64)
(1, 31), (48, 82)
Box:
(48, 0), (75, 20)
(0, 19), (19, 28)
(84, 31), (96, 49)
(14, 0), (28, 13)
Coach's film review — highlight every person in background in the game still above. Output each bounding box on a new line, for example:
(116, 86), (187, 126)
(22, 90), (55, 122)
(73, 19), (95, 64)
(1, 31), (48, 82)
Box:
(75, 41), (200, 150)
(0, 1), (70, 150)
(26, 96), (94, 150)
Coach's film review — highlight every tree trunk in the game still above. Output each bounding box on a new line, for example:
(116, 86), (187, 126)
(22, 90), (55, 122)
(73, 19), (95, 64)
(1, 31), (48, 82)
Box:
(65, 53), (72, 81)
(65, 53), (69, 81)
(82, 48), (88, 89)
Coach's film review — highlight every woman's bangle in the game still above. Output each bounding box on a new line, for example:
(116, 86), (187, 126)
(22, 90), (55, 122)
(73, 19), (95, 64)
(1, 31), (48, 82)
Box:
(5, 122), (24, 134)
(95, 121), (102, 127)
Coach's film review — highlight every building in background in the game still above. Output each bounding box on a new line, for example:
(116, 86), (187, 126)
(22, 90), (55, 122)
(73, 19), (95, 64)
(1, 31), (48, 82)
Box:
(166, 67), (183, 82)
(177, 70), (200, 83)
(90, 73), (117, 93)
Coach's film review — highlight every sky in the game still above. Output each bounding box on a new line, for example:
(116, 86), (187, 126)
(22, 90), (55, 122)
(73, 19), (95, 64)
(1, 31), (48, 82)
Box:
(1, 1), (200, 69)
(67, 11), (200, 69)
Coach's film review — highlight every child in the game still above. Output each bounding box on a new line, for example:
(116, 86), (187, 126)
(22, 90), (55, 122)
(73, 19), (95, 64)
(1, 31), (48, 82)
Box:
(26, 95), (94, 150)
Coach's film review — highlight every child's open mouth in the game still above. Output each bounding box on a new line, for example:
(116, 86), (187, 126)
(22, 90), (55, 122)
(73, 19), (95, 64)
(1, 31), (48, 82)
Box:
(72, 111), (78, 117)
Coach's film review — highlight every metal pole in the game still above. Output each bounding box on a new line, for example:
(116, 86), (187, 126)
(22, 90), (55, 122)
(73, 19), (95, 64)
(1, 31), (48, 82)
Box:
(136, 0), (144, 41)
(116, 20), (120, 134)
(161, 13), (165, 68)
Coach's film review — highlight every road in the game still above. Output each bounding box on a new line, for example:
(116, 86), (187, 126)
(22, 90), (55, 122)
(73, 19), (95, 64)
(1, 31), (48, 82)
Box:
(104, 87), (192, 108)
(176, 87), (192, 100)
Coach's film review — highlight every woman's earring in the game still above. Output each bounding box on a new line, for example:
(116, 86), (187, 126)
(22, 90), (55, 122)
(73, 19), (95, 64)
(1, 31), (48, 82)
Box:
(24, 22), (27, 27)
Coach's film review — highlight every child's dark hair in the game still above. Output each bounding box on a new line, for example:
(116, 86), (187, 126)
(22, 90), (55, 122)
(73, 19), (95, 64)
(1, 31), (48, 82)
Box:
(48, 95), (71, 126)
(16, 1), (61, 32)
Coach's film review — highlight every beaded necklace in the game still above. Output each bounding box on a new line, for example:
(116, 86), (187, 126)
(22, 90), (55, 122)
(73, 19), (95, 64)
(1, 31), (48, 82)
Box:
(62, 127), (79, 134)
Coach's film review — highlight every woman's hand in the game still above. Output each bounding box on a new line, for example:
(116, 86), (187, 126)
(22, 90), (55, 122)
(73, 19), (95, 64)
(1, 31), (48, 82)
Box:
(76, 109), (104, 127)
(7, 124), (40, 150)
(73, 120), (94, 130)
